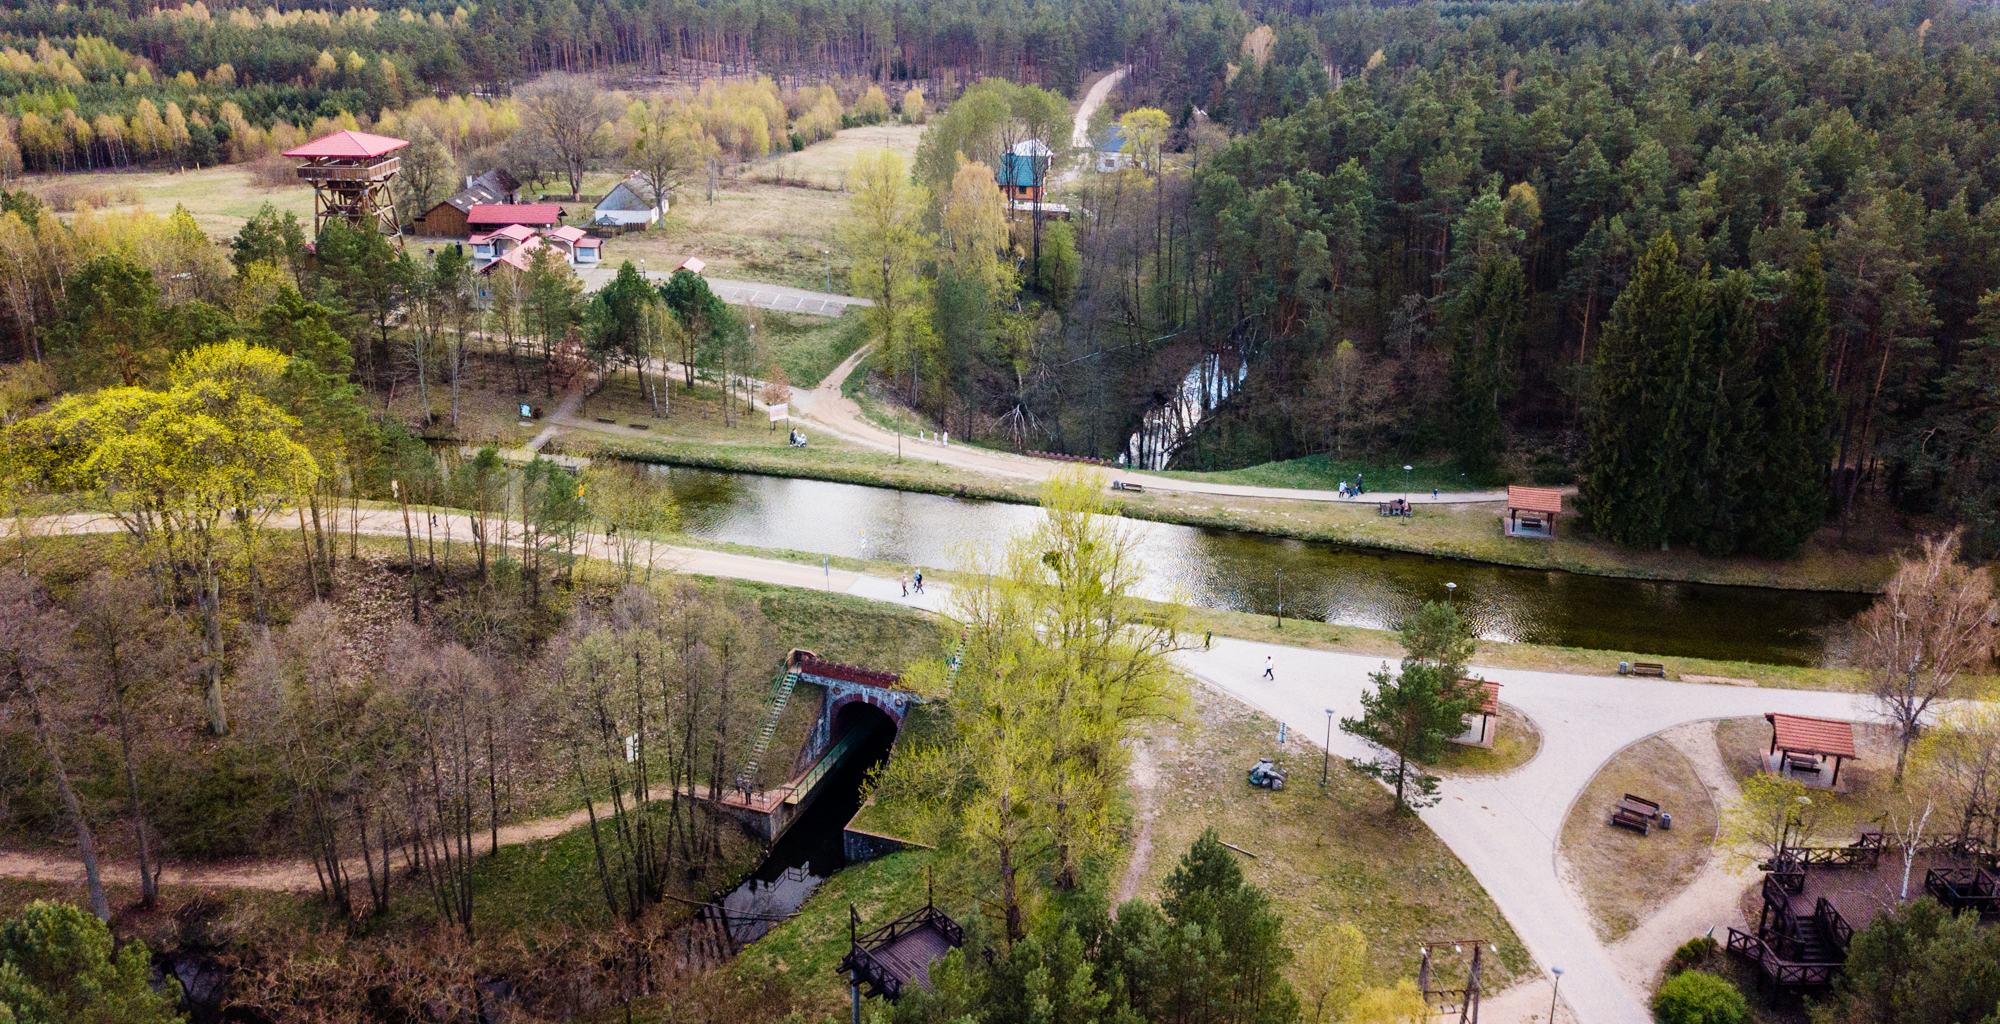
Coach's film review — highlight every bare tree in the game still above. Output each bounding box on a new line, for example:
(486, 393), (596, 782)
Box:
(1858, 532), (1997, 778)
(517, 74), (609, 200)
(0, 575), (106, 920)
(72, 572), (189, 909)
(239, 602), (376, 918)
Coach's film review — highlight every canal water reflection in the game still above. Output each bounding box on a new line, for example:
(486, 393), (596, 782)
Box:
(647, 465), (1869, 667)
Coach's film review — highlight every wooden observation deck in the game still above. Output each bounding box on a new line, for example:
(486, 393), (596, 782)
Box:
(285, 129), (409, 241)
(837, 899), (964, 1001)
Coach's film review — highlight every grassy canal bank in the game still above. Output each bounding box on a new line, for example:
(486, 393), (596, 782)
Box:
(567, 424), (1895, 596)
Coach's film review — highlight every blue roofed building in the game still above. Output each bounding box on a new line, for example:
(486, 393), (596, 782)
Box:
(1095, 127), (1135, 173)
(995, 139), (1054, 202)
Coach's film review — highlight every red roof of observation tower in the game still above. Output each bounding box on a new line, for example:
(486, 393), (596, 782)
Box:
(283, 130), (410, 159)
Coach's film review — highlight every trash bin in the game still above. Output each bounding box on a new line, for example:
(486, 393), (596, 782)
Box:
(1660, 812), (1672, 831)
(1619, 661), (1632, 676)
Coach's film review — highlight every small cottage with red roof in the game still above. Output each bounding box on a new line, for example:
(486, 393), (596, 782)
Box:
(543, 225), (603, 267)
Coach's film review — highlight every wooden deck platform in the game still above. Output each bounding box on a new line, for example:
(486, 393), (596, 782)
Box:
(838, 903), (965, 1000)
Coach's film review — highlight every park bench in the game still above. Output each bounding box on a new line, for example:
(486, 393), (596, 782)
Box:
(1111, 480), (1144, 493)
(1632, 662), (1666, 678)
(1377, 499), (1413, 517)
(1611, 807), (1652, 835)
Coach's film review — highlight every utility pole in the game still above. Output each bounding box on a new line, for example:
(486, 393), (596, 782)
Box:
(1322, 708), (1335, 787)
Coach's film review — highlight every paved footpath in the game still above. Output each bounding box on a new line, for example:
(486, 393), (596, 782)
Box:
(1179, 638), (1876, 1024)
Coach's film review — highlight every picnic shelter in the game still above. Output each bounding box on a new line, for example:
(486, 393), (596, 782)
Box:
(1765, 713), (1857, 787)
(1505, 486), (1564, 538)
(1452, 679), (1503, 748)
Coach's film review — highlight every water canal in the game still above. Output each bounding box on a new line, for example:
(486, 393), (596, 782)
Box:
(644, 465), (1870, 667)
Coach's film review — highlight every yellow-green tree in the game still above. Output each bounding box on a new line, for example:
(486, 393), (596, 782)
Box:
(622, 98), (717, 221)
(2, 341), (317, 734)
(840, 149), (933, 401)
(940, 159), (1013, 299)
(1718, 772), (1836, 866)
(1118, 107), (1171, 174)
(1294, 922), (1370, 1023)
(873, 470), (1191, 940)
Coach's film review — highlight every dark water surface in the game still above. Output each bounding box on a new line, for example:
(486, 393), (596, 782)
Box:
(713, 721), (894, 944)
(646, 465), (1870, 667)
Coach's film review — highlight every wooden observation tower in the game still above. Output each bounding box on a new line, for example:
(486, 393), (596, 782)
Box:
(285, 129), (410, 242)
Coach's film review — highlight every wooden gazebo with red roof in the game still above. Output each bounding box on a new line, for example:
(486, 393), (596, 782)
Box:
(286, 129), (409, 241)
(1506, 486), (1564, 538)
(1452, 678), (1504, 748)
(1766, 713), (1858, 787)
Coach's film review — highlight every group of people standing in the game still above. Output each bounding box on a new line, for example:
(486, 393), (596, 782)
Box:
(899, 569), (925, 596)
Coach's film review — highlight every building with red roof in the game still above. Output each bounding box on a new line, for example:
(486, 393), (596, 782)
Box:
(543, 225), (603, 266)
(467, 204), (565, 230)
(478, 234), (548, 276)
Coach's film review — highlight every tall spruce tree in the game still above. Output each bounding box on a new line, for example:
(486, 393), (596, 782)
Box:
(1581, 233), (1699, 549)
(1743, 252), (1835, 558)
(1446, 254), (1524, 480)
(1685, 269), (1761, 555)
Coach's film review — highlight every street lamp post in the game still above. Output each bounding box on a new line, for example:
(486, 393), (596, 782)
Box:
(1404, 464), (1413, 501)
(1549, 967), (1564, 1024)
(1275, 568), (1284, 629)
(1446, 582), (1456, 609)
(1322, 709), (1336, 788)
(823, 249), (832, 293)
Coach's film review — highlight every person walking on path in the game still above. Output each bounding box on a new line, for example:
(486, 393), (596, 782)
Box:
(900, 572), (909, 597)
(914, 570), (924, 594)
(1262, 655), (1275, 680)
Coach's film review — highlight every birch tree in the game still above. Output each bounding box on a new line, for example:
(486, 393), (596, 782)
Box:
(1857, 532), (1997, 777)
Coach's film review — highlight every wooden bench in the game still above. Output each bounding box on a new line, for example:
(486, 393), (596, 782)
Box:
(1784, 754), (1823, 777)
(1632, 662), (1666, 678)
(1611, 808), (1652, 835)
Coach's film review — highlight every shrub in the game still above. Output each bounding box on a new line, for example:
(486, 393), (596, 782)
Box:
(1650, 970), (1746, 1024)
(1665, 935), (1719, 976)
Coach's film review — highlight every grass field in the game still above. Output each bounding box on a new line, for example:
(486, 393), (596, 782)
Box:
(610, 181), (855, 291)
(1122, 687), (1531, 985)
(746, 123), (924, 190)
(1157, 455), (1478, 495)
(761, 685), (1532, 1019)
(603, 124), (921, 291)
(1558, 734), (1718, 941)
(1433, 705), (1542, 776)
(20, 165), (317, 238)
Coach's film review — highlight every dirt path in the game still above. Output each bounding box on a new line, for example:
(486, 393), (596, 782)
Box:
(1114, 737), (1164, 907)
(526, 382), (586, 452)
(0, 806), (609, 893)
(1060, 67), (1131, 184)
